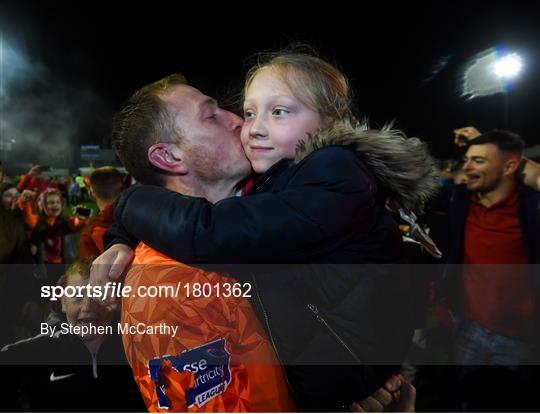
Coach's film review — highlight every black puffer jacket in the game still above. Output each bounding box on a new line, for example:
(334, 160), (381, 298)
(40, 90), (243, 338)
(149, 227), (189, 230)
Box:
(106, 122), (439, 410)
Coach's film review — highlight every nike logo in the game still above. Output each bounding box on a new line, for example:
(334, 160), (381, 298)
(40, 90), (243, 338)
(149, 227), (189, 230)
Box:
(49, 371), (76, 382)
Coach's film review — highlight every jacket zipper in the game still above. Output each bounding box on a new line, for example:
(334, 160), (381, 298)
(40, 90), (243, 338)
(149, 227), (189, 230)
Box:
(254, 175), (272, 192)
(86, 342), (103, 379)
(251, 274), (296, 400)
(307, 303), (362, 364)
(91, 351), (98, 379)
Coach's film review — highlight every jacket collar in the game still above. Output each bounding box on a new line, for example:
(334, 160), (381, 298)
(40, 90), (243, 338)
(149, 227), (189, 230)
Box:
(249, 159), (292, 194)
(293, 120), (440, 214)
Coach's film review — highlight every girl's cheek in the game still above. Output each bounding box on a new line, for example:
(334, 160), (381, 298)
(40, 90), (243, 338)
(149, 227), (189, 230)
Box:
(284, 136), (303, 157)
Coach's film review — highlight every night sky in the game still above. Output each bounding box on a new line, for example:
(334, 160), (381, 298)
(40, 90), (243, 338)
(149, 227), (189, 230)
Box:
(1, 1), (540, 170)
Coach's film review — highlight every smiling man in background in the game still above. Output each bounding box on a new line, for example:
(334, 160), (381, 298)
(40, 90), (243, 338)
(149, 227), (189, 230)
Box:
(435, 129), (540, 411)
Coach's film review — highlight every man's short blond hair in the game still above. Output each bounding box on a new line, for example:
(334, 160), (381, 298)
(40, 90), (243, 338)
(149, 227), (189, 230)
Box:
(111, 74), (188, 186)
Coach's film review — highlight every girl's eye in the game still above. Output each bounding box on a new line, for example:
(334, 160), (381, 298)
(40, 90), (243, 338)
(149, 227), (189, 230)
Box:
(243, 110), (255, 119)
(273, 108), (289, 116)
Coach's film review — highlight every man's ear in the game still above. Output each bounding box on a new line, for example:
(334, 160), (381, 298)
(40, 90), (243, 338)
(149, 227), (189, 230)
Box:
(504, 156), (521, 177)
(148, 143), (188, 174)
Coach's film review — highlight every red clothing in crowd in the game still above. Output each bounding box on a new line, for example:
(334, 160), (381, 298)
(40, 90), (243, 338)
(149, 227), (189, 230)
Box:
(79, 204), (115, 258)
(17, 174), (57, 194)
(462, 187), (533, 340)
(17, 199), (87, 264)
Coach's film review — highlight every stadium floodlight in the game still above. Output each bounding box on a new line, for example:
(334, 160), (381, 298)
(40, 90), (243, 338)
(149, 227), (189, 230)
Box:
(461, 48), (524, 128)
(494, 53), (523, 79)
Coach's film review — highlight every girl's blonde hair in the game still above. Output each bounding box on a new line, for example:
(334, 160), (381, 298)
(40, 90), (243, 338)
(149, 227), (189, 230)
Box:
(244, 49), (356, 125)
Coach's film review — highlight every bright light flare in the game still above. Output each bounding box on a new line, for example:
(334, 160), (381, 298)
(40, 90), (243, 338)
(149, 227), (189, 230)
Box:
(460, 47), (524, 99)
(494, 53), (523, 79)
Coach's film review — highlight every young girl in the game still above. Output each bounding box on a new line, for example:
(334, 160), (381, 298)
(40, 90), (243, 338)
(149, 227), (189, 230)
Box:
(19, 188), (88, 266)
(103, 51), (438, 410)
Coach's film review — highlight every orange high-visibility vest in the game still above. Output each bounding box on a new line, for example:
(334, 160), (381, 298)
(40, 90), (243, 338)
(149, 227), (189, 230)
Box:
(121, 243), (296, 412)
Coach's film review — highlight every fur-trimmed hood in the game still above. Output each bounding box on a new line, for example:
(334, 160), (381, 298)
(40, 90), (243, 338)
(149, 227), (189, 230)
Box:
(295, 121), (440, 214)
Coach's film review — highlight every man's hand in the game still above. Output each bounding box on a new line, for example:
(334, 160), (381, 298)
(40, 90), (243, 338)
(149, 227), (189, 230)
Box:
(351, 374), (416, 412)
(90, 244), (134, 310)
(454, 126), (481, 147)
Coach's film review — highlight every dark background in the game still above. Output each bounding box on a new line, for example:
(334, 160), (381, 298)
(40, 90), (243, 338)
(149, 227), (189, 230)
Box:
(1, 1), (539, 170)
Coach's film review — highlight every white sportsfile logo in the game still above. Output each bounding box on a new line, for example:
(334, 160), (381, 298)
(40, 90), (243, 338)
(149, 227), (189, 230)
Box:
(49, 371), (76, 382)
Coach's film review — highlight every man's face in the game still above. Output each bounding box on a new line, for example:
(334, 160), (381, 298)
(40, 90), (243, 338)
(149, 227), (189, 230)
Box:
(161, 85), (251, 183)
(61, 273), (112, 341)
(463, 143), (508, 193)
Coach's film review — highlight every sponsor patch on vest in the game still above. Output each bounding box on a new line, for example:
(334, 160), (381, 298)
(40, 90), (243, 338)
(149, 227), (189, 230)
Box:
(148, 338), (231, 409)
